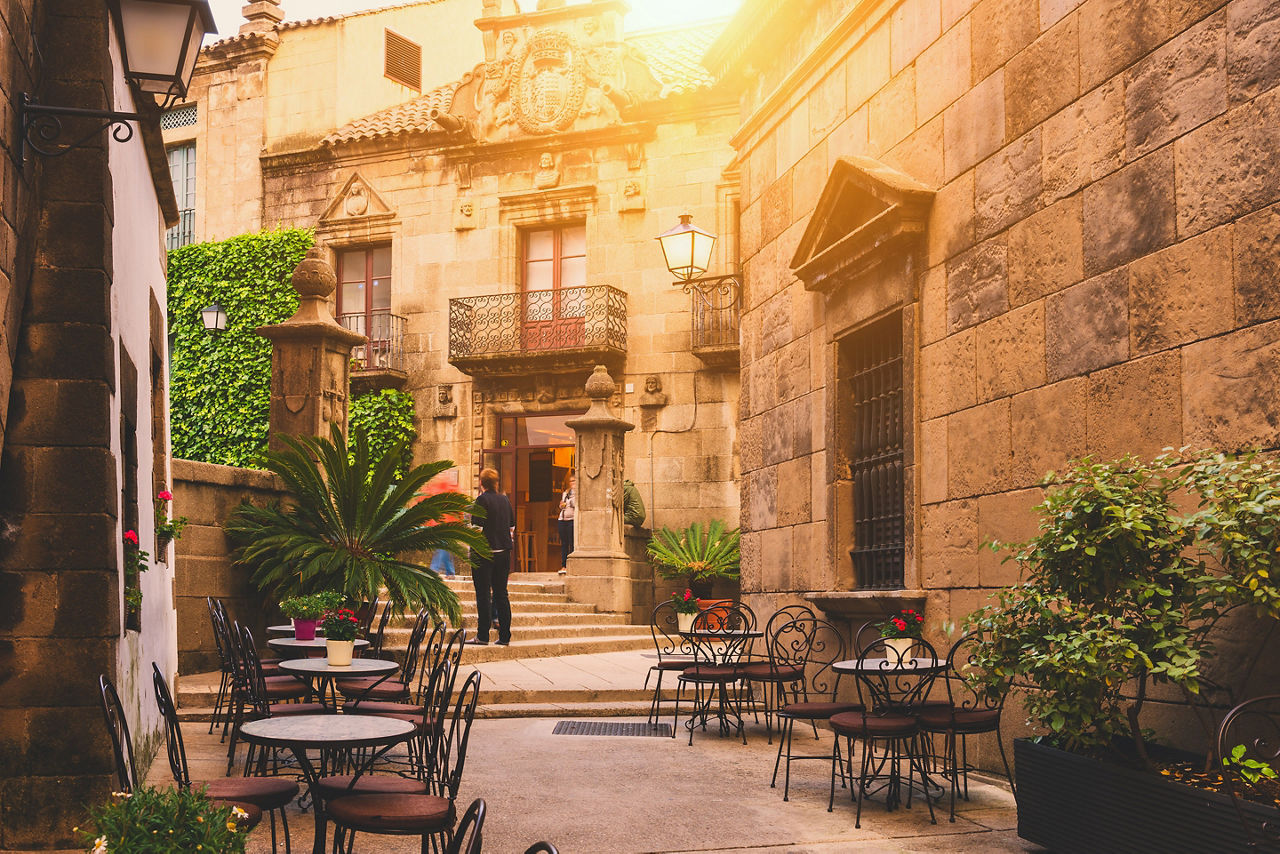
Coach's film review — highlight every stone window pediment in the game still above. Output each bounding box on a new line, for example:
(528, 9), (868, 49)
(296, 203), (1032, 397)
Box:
(319, 172), (397, 228)
(789, 156), (934, 293)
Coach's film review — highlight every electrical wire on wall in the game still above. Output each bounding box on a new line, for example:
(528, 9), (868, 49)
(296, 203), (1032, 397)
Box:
(646, 382), (701, 531)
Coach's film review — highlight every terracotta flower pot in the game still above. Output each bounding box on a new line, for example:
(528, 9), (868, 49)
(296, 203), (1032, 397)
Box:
(696, 598), (733, 631)
(326, 639), (354, 666)
(293, 618), (319, 641)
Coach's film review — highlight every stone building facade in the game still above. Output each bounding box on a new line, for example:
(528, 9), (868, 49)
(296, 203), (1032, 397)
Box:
(0, 1), (181, 848)
(169, 0), (743, 597)
(709, 0), (1280, 673)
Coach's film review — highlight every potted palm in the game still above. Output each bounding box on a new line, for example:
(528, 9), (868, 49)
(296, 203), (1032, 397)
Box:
(966, 451), (1280, 852)
(225, 425), (488, 625)
(648, 520), (741, 629)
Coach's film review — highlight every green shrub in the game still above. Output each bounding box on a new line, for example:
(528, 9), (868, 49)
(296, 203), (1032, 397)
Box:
(349, 388), (417, 478)
(79, 786), (248, 853)
(647, 520), (741, 583)
(167, 228), (312, 468)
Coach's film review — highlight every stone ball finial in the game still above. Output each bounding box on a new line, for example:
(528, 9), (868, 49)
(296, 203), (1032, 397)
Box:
(292, 246), (336, 299)
(584, 364), (616, 400)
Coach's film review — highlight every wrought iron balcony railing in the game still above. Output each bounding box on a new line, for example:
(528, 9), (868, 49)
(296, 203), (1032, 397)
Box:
(690, 276), (740, 367)
(165, 208), (194, 251)
(449, 285), (627, 376)
(340, 310), (406, 373)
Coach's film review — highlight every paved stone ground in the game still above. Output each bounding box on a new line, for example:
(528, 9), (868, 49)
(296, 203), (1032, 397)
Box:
(169, 714), (1035, 853)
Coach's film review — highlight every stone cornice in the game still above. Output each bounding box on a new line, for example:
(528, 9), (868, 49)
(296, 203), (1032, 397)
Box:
(474, 0), (630, 33)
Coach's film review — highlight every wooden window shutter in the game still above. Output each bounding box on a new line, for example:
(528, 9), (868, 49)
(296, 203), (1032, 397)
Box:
(384, 29), (421, 91)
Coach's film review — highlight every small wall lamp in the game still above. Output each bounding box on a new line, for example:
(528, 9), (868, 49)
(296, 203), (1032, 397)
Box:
(199, 303), (227, 333)
(20, 0), (216, 159)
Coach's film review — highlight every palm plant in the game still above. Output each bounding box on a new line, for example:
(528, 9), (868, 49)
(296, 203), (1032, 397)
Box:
(647, 520), (741, 584)
(224, 425), (487, 624)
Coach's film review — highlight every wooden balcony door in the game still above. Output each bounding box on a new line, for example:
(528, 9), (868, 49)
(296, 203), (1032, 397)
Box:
(522, 224), (586, 351)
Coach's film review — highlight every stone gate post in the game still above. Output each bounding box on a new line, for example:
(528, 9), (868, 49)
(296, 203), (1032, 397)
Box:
(565, 365), (639, 615)
(257, 246), (365, 447)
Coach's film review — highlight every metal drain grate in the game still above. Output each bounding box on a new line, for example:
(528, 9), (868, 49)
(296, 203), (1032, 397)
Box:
(552, 720), (672, 738)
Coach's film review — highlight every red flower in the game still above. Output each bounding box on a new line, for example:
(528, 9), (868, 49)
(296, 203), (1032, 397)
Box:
(915, 615), (924, 622)
(157, 490), (173, 501)
(893, 618), (907, 630)
(123, 530), (138, 546)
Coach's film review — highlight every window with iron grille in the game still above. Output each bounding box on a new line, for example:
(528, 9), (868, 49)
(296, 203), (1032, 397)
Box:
(161, 104), (197, 130)
(840, 311), (905, 590)
(165, 143), (195, 250)
(384, 29), (421, 91)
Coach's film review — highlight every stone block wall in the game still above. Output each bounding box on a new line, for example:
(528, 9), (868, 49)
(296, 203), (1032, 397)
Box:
(724, 0), (1280, 706)
(172, 458), (284, 674)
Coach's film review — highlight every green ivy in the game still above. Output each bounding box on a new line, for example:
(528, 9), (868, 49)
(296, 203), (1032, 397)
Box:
(168, 228), (312, 468)
(349, 388), (417, 478)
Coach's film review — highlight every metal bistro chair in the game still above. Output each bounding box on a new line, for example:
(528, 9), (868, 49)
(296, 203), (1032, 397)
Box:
(770, 616), (864, 801)
(673, 602), (756, 745)
(338, 608), (432, 705)
(152, 663), (297, 851)
(740, 604), (817, 742)
(227, 624), (326, 775)
(645, 600), (695, 727)
(916, 633), (1015, 821)
(828, 636), (940, 828)
(207, 597), (235, 737)
(327, 670), (483, 853)
(97, 673), (263, 831)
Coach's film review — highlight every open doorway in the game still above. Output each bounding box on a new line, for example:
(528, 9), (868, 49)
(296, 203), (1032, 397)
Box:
(480, 412), (582, 573)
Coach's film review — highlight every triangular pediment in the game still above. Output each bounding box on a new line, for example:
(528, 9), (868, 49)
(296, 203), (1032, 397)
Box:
(319, 172), (396, 225)
(790, 156), (934, 292)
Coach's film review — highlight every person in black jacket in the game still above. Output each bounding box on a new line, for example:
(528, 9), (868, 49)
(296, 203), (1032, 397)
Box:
(471, 467), (514, 645)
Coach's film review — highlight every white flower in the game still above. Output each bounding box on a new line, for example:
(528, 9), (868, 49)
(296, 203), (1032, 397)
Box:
(92, 836), (108, 854)
(230, 806), (248, 820)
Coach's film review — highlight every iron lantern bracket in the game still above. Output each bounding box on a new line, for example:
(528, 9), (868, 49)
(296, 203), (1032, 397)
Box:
(18, 93), (142, 160)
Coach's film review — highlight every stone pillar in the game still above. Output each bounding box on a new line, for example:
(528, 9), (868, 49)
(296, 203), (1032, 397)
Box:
(564, 365), (639, 616)
(257, 246), (365, 448)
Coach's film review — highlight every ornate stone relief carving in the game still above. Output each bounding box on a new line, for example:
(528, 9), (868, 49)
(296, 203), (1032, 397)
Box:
(619, 178), (644, 211)
(434, 384), (458, 419)
(454, 198), (478, 230)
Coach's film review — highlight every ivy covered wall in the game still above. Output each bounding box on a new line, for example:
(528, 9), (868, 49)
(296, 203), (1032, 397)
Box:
(168, 228), (416, 469)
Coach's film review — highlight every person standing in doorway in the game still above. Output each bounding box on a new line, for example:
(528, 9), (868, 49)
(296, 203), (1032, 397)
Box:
(471, 468), (514, 645)
(558, 473), (576, 575)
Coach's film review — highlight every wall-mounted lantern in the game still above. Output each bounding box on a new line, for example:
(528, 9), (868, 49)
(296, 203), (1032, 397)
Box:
(20, 0), (216, 159)
(655, 213), (717, 283)
(199, 303), (227, 333)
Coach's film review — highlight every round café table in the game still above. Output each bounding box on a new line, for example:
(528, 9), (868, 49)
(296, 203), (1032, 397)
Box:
(676, 629), (763, 740)
(267, 636), (368, 658)
(239, 714), (415, 854)
(280, 657), (399, 710)
(267, 624), (324, 636)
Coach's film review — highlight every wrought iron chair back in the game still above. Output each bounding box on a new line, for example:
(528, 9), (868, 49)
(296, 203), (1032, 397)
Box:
(237, 623), (273, 718)
(445, 798), (486, 854)
(98, 674), (138, 793)
(522, 843), (559, 854)
(206, 597), (237, 735)
(151, 663), (193, 788)
(940, 633), (1006, 714)
(399, 608), (433, 687)
(432, 669), (482, 800)
(762, 609), (818, 675)
(1217, 693), (1280, 851)
(852, 635), (940, 713)
(787, 617), (848, 704)
(650, 600), (695, 659)
(365, 600), (395, 659)
(689, 602), (755, 666)
(853, 619), (884, 657)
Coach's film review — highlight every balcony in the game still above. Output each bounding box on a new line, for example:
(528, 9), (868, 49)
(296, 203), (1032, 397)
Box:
(340, 310), (408, 392)
(448, 285), (627, 377)
(690, 277), (740, 368)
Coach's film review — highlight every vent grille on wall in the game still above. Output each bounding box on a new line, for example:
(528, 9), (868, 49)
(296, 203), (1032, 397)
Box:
(161, 104), (197, 130)
(385, 29), (422, 91)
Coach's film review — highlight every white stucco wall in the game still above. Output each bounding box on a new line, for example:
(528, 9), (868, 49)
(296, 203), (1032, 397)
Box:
(107, 25), (178, 764)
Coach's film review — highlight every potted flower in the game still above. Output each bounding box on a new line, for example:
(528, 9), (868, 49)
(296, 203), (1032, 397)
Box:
(78, 786), (249, 853)
(122, 529), (148, 626)
(966, 451), (1280, 852)
(648, 520), (741, 623)
(153, 488), (187, 555)
(877, 607), (924, 661)
(323, 607), (361, 666)
(279, 592), (339, 640)
(671, 588), (699, 634)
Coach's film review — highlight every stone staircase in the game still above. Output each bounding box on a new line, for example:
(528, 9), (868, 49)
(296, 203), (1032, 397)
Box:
(176, 574), (667, 720)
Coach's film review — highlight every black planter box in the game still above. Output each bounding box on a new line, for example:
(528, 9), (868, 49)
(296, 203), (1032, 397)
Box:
(1016, 738), (1280, 853)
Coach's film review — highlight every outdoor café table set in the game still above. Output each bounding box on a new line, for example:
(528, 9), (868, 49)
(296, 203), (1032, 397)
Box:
(240, 647), (409, 854)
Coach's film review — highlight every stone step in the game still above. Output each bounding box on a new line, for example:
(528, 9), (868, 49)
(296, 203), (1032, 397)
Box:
(475, 700), (666, 719)
(455, 634), (653, 664)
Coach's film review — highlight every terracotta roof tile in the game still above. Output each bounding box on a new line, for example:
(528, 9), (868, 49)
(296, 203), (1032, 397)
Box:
(626, 20), (725, 97)
(321, 18), (728, 147)
(322, 79), (462, 146)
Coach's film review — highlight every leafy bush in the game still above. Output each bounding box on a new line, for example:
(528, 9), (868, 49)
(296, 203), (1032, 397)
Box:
(349, 388), (417, 478)
(967, 451), (1280, 762)
(168, 228), (311, 468)
(78, 786), (247, 853)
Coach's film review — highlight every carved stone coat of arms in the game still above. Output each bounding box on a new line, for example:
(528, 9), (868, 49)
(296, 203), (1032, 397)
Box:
(512, 29), (587, 134)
